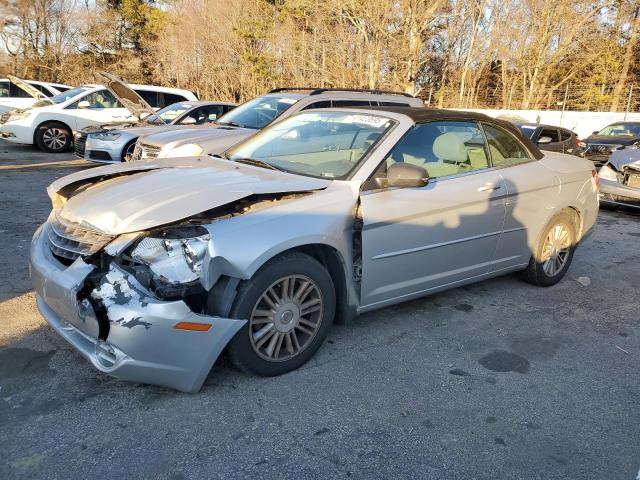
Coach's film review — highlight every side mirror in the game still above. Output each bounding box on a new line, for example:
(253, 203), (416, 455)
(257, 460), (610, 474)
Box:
(77, 100), (91, 109)
(592, 131), (599, 135)
(537, 136), (553, 145)
(387, 162), (429, 188)
(181, 116), (197, 125)
(208, 113), (218, 121)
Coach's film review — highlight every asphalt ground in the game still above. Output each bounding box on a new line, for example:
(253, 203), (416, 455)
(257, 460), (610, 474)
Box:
(0, 138), (638, 479)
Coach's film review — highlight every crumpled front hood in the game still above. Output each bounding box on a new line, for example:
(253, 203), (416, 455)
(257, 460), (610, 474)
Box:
(140, 124), (253, 148)
(50, 157), (330, 235)
(608, 148), (640, 171)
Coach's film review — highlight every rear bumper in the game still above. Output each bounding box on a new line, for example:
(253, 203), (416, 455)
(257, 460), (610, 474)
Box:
(30, 224), (246, 392)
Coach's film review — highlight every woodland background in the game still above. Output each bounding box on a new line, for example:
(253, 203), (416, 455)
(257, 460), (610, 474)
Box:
(1, 0), (640, 111)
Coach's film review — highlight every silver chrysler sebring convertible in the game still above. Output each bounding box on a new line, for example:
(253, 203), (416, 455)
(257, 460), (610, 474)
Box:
(30, 107), (599, 392)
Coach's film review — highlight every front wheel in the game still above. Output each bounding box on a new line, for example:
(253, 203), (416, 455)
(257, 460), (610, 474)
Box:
(35, 122), (72, 153)
(226, 252), (336, 376)
(520, 212), (577, 287)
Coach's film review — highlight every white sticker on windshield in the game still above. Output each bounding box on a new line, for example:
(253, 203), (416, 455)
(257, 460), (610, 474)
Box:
(343, 115), (389, 128)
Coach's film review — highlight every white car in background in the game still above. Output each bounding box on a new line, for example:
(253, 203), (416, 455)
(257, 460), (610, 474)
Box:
(0, 74), (198, 153)
(0, 76), (71, 114)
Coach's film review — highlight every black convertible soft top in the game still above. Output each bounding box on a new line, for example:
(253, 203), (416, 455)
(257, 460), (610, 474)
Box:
(353, 106), (544, 160)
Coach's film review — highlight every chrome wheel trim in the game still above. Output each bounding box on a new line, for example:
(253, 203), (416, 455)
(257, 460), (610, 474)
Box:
(249, 275), (323, 362)
(42, 127), (67, 150)
(541, 224), (572, 276)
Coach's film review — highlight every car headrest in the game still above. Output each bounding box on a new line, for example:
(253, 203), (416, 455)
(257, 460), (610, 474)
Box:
(433, 132), (467, 163)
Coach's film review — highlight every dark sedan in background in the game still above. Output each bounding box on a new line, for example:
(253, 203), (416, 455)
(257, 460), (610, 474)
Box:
(514, 123), (584, 156)
(582, 121), (640, 167)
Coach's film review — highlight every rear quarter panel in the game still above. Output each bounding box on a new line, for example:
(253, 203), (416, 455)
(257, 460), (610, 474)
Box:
(496, 153), (597, 267)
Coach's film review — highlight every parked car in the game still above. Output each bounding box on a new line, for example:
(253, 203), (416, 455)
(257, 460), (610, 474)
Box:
(513, 123), (584, 156)
(0, 75), (70, 114)
(582, 122), (640, 167)
(30, 107), (598, 392)
(129, 88), (424, 161)
(75, 101), (236, 163)
(0, 73), (198, 153)
(598, 146), (640, 209)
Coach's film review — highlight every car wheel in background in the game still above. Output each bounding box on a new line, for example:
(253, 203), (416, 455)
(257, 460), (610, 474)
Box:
(121, 140), (137, 162)
(35, 122), (72, 153)
(226, 252), (336, 376)
(520, 211), (577, 287)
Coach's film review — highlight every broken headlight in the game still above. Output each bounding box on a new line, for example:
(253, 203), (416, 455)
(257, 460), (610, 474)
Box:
(598, 164), (619, 182)
(130, 227), (210, 285)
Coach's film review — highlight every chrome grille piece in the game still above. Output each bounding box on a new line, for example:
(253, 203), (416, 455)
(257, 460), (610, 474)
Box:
(135, 143), (160, 161)
(74, 132), (88, 158)
(47, 214), (114, 262)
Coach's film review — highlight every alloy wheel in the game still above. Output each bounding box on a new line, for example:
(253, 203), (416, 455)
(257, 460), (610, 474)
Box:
(42, 127), (68, 151)
(541, 224), (572, 276)
(249, 275), (323, 362)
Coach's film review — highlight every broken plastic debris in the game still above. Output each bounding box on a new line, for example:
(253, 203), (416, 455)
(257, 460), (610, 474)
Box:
(576, 276), (591, 287)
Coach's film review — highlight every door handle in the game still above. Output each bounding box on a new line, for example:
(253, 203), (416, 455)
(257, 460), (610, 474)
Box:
(477, 183), (502, 192)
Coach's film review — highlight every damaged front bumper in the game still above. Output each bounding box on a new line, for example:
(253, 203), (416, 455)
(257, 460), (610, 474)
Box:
(29, 224), (246, 392)
(599, 178), (640, 209)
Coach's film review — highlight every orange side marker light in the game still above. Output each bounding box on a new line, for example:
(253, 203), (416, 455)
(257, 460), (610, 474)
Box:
(174, 321), (212, 332)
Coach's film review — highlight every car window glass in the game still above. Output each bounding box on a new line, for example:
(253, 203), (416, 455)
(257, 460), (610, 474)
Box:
(518, 125), (537, 139)
(179, 105), (225, 125)
(301, 100), (332, 110)
(69, 90), (122, 109)
(540, 128), (560, 143)
(135, 90), (160, 108)
(216, 95), (299, 129)
(560, 130), (572, 141)
(9, 83), (32, 98)
(482, 124), (531, 167)
(332, 99), (372, 107)
(0, 81), (9, 97)
(381, 121), (490, 180)
(378, 101), (411, 107)
(162, 92), (188, 107)
(31, 84), (54, 97)
(597, 123), (640, 136)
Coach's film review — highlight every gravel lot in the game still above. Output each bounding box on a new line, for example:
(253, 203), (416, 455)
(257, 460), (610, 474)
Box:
(0, 138), (638, 480)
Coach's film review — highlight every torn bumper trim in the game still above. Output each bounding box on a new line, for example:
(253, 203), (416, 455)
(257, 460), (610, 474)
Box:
(30, 225), (246, 392)
(599, 178), (640, 208)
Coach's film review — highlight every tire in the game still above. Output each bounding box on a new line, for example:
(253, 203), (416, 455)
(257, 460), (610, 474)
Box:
(520, 212), (577, 287)
(121, 139), (137, 162)
(226, 252), (336, 376)
(35, 122), (72, 153)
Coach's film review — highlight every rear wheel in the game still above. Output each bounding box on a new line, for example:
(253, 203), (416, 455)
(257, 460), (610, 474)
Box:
(35, 122), (72, 153)
(226, 252), (335, 376)
(520, 212), (577, 287)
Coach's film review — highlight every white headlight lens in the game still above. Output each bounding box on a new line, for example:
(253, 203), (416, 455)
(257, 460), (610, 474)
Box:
(93, 132), (121, 141)
(166, 143), (204, 157)
(598, 165), (618, 182)
(131, 233), (210, 284)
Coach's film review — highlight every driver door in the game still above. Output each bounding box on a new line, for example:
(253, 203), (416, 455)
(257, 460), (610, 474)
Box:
(359, 121), (507, 307)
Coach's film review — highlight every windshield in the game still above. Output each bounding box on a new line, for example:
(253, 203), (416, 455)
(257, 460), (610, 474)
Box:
(145, 103), (193, 124)
(225, 111), (395, 179)
(32, 86), (90, 107)
(597, 123), (640, 137)
(518, 125), (537, 139)
(216, 95), (299, 129)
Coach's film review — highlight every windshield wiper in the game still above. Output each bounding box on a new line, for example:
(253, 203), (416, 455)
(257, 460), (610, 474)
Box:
(217, 121), (246, 128)
(234, 157), (282, 171)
